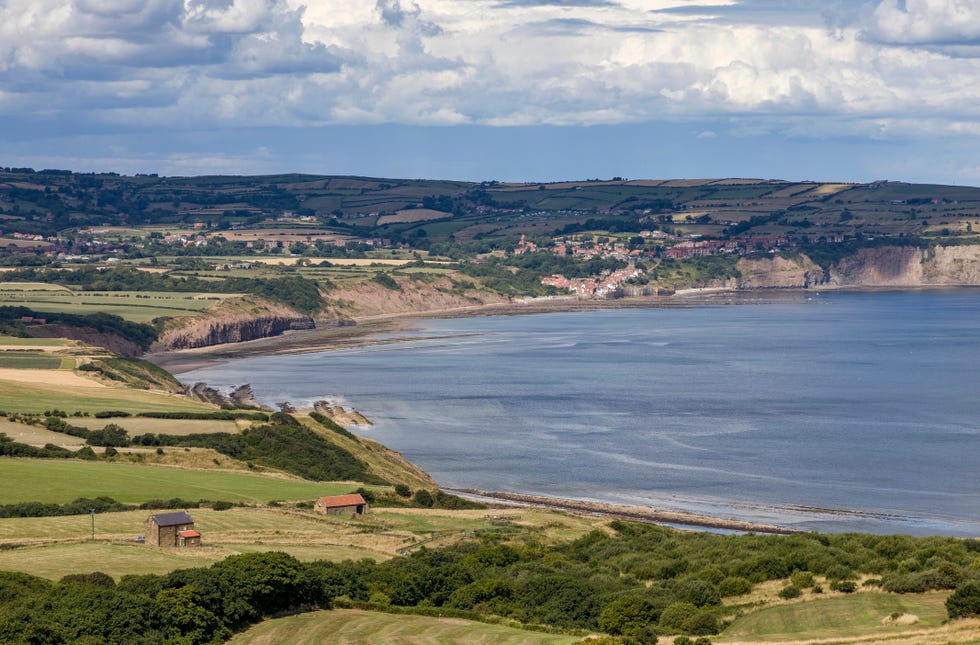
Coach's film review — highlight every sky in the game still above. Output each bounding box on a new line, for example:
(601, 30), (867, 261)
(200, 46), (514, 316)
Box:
(1, 0), (979, 185)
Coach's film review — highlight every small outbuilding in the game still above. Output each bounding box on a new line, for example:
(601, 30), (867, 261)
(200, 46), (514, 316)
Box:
(314, 493), (369, 516)
(145, 511), (200, 547)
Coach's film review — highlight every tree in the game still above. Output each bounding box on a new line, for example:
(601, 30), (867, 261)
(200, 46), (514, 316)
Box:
(598, 595), (660, 635)
(947, 581), (980, 620)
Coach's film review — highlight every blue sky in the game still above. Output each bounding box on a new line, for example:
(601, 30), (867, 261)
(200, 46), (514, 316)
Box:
(1, 0), (979, 185)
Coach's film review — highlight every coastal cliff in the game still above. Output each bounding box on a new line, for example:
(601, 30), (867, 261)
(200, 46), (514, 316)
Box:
(152, 296), (315, 351)
(736, 244), (980, 289)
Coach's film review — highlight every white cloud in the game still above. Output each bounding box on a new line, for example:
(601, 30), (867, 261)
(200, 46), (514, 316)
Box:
(866, 0), (980, 45)
(0, 0), (979, 150)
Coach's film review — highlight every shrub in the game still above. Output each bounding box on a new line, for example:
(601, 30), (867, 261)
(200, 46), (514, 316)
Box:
(790, 571), (814, 588)
(394, 484), (412, 498)
(659, 602), (697, 632)
(686, 611), (719, 636)
(830, 580), (856, 593)
(947, 581), (980, 619)
(717, 576), (751, 597)
(211, 501), (234, 511)
(778, 585), (802, 599)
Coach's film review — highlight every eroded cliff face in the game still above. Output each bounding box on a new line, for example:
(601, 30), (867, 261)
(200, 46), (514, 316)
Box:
(736, 245), (980, 289)
(736, 255), (825, 289)
(152, 296), (314, 351)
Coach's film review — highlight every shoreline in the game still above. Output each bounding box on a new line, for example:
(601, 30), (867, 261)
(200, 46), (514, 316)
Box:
(147, 288), (802, 373)
(449, 489), (799, 535)
(147, 284), (980, 373)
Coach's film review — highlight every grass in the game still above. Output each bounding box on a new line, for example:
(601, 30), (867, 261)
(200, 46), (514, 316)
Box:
(228, 609), (581, 645)
(0, 287), (224, 322)
(0, 458), (358, 504)
(722, 591), (951, 642)
(0, 336), (70, 346)
(0, 377), (214, 414)
(0, 352), (63, 369)
(0, 542), (216, 581)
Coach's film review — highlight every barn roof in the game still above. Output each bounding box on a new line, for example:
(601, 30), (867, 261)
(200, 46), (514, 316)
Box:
(178, 530), (201, 538)
(317, 494), (367, 508)
(150, 511), (194, 527)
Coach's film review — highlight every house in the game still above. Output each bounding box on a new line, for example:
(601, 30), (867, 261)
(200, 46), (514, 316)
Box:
(314, 493), (369, 516)
(145, 511), (200, 547)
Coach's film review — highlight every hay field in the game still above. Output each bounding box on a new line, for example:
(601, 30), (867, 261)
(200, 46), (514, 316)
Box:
(229, 609), (581, 645)
(0, 374), (212, 414)
(0, 420), (87, 447)
(377, 208), (451, 225)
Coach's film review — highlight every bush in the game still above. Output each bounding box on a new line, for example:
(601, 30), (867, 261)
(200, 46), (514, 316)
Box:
(394, 484), (412, 498)
(778, 585), (802, 599)
(686, 611), (719, 636)
(211, 501), (234, 511)
(659, 602), (697, 632)
(830, 580), (856, 593)
(717, 576), (751, 597)
(947, 581), (980, 619)
(790, 571), (814, 588)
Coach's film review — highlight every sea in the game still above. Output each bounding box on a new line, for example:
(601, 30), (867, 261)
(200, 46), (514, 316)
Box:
(179, 289), (980, 536)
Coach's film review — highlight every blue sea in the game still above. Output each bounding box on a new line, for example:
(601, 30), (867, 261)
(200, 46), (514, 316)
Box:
(180, 290), (980, 536)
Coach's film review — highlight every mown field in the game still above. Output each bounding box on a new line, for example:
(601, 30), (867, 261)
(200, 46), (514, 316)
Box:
(228, 609), (581, 645)
(720, 592), (970, 643)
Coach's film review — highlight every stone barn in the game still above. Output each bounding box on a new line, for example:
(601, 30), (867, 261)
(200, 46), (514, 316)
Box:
(145, 511), (200, 547)
(314, 493), (369, 516)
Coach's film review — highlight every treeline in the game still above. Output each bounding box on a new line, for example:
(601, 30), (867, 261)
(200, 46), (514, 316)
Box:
(1, 523), (979, 644)
(1, 267), (326, 314)
(0, 496), (216, 519)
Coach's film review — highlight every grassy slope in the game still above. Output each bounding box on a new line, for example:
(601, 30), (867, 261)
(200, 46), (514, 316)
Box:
(229, 609), (581, 645)
(722, 591), (950, 642)
(0, 377), (213, 414)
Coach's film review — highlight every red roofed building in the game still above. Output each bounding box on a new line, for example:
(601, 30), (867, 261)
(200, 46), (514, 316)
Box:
(314, 493), (369, 516)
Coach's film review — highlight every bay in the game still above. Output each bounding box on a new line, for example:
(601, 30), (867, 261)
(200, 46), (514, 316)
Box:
(180, 290), (980, 536)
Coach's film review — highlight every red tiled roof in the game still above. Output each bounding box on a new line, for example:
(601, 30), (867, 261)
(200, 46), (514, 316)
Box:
(178, 530), (200, 538)
(317, 494), (366, 508)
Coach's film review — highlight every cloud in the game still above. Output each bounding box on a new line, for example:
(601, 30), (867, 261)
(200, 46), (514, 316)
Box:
(865, 0), (980, 45)
(0, 0), (979, 158)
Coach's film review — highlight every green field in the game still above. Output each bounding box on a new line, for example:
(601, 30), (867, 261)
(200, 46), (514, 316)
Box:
(722, 591), (951, 641)
(0, 458), (356, 504)
(0, 336), (70, 346)
(229, 609), (581, 645)
(0, 351), (63, 369)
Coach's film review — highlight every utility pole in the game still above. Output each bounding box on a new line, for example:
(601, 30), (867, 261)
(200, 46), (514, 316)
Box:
(90, 508), (95, 540)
